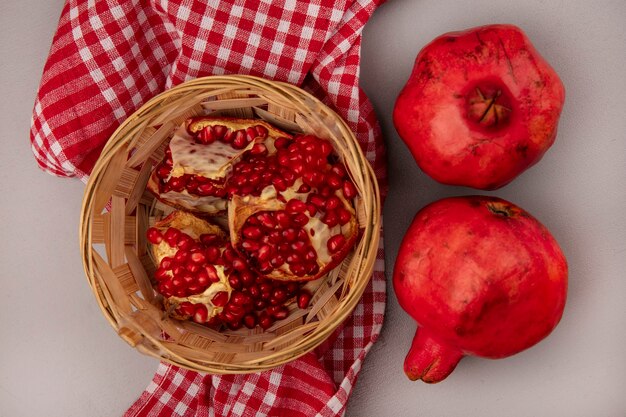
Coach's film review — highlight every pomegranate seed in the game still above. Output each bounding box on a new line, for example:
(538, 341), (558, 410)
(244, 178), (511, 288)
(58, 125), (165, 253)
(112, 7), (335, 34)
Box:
(320, 186), (333, 197)
(297, 290), (312, 309)
(197, 126), (216, 144)
(172, 266), (185, 278)
(325, 196), (341, 210)
(211, 291), (229, 307)
(243, 225), (263, 240)
(147, 227), (163, 244)
(196, 270), (209, 287)
(308, 194), (326, 208)
(226, 303), (246, 317)
(186, 262), (201, 273)
(240, 271), (255, 286)
(275, 211), (292, 228)
(250, 143), (267, 155)
(258, 313), (274, 330)
(270, 255), (285, 268)
(257, 244), (272, 261)
(322, 210), (339, 227)
(179, 301), (196, 316)
(160, 256), (174, 270)
(193, 305), (209, 323)
(291, 240), (308, 253)
(267, 305), (289, 320)
(254, 299), (267, 310)
(247, 284), (259, 297)
(258, 261), (273, 274)
(205, 265), (220, 282)
(320, 141), (334, 157)
(242, 240), (260, 252)
(164, 228), (180, 246)
(274, 137), (290, 149)
(307, 263), (320, 275)
(297, 183), (311, 193)
(257, 213), (277, 229)
(222, 129), (234, 143)
(303, 170), (325, 187)
(174, 250), (190, 264)
(282, 228), (298, 242)
(292, 213), (309, 227)
(338, 208), (352, 225)
(290, 162), (304, 175)
(326, 173), (343, 189)
(304, 249), (317, 262)
(200, 234), (219, 246)
(342, 181), (357, 199)
(290, 263), (307, 277)
(168, 176), (188, 192)
(155, 164), (171, 180)
(205, 246), (220, 263)
(243, 313), (257, 329)
(268, 230), (283, 243)
(286, 253), (302, 264)
(227, 321), (243, 331)
(327, 234), (346, 254)
(191, 252), (206, 264)
(272, 288), (288, 302)
(229, 291), (246, 306)
(272, 177), (287, 192)
(232, 130), (247, 149)
(186, 180), (200, 194)
(331, 164), (347, 178)
(231, 258), (247, 271)
(286, 199), (307, 214)
(196, 182), (216, 196)
(229, 275), (242, 289)
(245, 127), (258, 142)
(154, 267), (170, 281)
(177, 234), (193, 250)
(188, 285), (203, 294)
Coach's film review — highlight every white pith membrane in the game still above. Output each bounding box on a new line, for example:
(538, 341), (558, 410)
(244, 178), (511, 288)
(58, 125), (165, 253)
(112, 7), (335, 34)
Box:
(150, 212), (232, 322)
(228, 178), (358, 281)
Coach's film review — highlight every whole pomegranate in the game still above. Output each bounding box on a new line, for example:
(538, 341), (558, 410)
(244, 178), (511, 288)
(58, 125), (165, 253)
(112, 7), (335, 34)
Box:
(393, 196), (567, 383)
(393, 24), (565, 190)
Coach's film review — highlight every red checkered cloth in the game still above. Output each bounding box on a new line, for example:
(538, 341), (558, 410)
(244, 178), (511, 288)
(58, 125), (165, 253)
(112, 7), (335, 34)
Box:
(31, 1), (387, 416)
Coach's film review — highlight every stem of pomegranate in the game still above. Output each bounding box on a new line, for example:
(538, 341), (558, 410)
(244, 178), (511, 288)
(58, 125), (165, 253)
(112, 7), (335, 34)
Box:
(404, 327), (463, 383)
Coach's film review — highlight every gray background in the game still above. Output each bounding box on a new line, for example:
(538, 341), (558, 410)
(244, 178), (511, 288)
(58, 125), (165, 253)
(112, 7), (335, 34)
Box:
(1, 1), (625, 416)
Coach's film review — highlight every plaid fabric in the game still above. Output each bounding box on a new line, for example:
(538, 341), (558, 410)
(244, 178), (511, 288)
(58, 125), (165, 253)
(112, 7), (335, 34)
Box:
(31, 1), (387, 416)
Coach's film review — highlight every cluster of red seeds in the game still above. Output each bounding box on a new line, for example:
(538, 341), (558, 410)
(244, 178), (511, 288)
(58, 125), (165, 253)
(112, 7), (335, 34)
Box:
(231, 135), (356, 277)
(147, 226), (312, 330)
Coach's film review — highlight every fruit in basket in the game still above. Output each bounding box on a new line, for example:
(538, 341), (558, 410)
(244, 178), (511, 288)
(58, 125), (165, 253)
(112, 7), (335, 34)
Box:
(228, 133), (359, 281)
(148, 210), (309, 330)
(147, 117), (292, 215)
(393, 24), (565, 190)
(148, 117), (359, 282)
(393, 196), (568, 382)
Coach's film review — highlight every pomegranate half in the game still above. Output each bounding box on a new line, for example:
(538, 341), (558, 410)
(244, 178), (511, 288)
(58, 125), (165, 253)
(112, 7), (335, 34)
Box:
(393, 196), (567, 382)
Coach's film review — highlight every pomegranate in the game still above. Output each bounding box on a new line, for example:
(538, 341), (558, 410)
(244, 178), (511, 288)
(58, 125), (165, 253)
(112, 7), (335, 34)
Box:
(148, 210), (309, 330)
(147, 117), (292, 215)
(393, 196), (567, 382)
(227, 133), (359, 281)
(393, 24), (565, 190)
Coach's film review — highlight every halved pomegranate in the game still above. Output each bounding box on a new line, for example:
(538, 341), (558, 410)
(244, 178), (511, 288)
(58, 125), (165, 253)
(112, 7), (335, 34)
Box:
(148, 210), (311, 329)
(227, 134), (359, 281)
(147, 117), (292, 215)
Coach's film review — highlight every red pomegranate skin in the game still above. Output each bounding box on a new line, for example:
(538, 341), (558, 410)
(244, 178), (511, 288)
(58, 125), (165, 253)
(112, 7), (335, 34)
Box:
(393, 24), (565, 190)
(393, 196), (567, 382)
